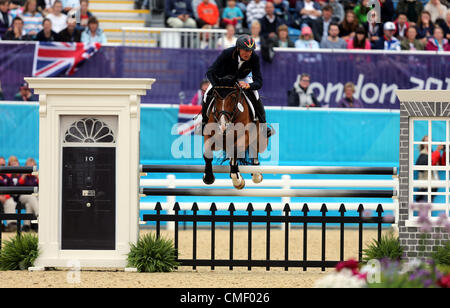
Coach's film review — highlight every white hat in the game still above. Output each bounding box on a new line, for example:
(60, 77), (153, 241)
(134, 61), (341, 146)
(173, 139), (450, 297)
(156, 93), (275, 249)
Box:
(384, 22), (396, 31)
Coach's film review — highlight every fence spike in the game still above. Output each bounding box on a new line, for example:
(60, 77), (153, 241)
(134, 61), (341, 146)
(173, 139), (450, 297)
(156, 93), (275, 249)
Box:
(173, 202), (180, 211)
(320, 203), (328, 213)
(228, 202), (236, 212)
(283, 203), (291, 213)
(246, 203), (254, 212)
(338, 203), (346, 213)
(265, 203), (272, 213)
(357, 204), (365, 213)
(192, 202), (199, 212)
(154, 202), (162, 211)
(376, 204), (384, 213)
(210, 202), (217, 212)
(302, 203), (310, 213)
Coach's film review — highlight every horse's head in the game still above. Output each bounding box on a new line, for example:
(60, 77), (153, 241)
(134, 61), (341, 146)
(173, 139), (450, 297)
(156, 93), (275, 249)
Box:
(212, 85), (245, 134)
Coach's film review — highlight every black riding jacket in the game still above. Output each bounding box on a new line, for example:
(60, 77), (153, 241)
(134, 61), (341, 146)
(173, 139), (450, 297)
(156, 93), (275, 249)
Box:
(206, 47), (263, 91)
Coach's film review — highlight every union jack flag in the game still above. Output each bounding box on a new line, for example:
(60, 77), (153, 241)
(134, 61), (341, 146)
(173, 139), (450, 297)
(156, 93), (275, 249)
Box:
(177, 104), (202, 135)
(32, 42), (101, 77)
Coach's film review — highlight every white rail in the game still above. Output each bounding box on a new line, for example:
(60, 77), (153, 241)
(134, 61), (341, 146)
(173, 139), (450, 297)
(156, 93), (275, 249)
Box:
(121, 26), (226, 48)
(139, 174), (400, 230)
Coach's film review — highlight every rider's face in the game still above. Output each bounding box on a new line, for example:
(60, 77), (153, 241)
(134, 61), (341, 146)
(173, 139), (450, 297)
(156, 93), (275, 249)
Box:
(239, 48), (252, 61)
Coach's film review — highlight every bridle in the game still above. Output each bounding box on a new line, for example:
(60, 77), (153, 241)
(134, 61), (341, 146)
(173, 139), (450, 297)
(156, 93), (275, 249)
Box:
(212, 84), (244, 124)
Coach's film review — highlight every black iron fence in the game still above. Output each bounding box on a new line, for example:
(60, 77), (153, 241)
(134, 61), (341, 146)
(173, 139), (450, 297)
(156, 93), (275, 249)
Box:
(0, 166), (39, 250)
(143, 202), (395, 271)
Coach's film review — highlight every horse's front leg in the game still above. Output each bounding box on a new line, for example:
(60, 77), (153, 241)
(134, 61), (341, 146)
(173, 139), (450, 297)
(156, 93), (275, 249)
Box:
(203, 137), (215, 185)
(251, 157), (263, 184)
(230, 158), (245, 190)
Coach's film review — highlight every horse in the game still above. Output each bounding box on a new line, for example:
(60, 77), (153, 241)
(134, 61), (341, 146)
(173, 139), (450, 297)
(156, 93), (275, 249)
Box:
(202, 84), (269, 189)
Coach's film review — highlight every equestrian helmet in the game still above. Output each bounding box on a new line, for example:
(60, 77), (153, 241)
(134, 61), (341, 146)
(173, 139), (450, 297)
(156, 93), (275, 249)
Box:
(236, 35), (256, 51)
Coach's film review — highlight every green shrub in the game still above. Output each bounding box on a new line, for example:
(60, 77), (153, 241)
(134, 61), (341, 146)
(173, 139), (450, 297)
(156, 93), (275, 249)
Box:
(431, 241), (450, 266)
(363, 231), (403, 262)
(127, 233), (179, 272)
(0, 234), (39, 270)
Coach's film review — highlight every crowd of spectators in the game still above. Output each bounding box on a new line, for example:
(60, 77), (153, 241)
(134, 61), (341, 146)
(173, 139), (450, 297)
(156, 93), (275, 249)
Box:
(0, 0), (106, 43)
(0, 155), (39, 232)
(163, 0), (450, 51)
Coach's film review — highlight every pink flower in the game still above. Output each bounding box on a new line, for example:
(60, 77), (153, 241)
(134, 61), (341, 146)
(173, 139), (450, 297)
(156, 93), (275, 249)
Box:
(437, 274), (450, 288)
(336, 259), (360, 275)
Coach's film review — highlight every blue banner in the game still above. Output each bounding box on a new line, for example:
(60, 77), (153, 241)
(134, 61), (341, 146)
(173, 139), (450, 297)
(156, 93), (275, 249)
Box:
(0, 42), (448, 108)
(0, 103), (399, 167)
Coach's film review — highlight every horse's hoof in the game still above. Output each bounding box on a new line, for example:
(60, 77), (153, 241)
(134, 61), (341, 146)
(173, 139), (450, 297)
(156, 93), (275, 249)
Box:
(231, 173), (245, 190)
(252, 173), (263, 184)
(236, 179), (245, 190)
(203, 173), (215, 185)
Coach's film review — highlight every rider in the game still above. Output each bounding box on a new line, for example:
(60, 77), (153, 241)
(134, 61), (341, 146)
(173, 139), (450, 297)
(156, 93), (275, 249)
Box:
(202, 34), (271, 136)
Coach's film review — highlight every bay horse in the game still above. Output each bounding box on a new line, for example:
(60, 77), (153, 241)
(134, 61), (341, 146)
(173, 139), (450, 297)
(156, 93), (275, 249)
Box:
(202, 84), (269, 189)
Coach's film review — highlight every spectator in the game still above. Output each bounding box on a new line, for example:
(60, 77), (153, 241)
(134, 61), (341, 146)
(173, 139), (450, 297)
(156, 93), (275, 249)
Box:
(354, 0), (370, 24)
(440, 8), (450, 40)
(81, 15), (106, 43)
(191, 0), (218, 19)
(320, 22), (347, 48)
(76, 0), (92, 31)
(61, 0), (79, 14)
(14, 81), (37, 101)
(424, 0), (446, 23)
(394, 12), (409, 40)
(236, 0), (248, 13)
(21, 0), (44, 38)
(3, 16), (31, 40)
(165, 0), (197, 28)
(415, 136), (437, 203)
(273, 23), (295, 47)
(222, 0), (244, 31)
(46, 0), (66, 33)
(57, 15), (80, 41)
(273, 0), (289, 24)
(18, 157), (39, 232)
(36, 17), (58, 40)
(246, 0), (266, 27)
(315, 4), (339, 43)
(259, 1), (285, 40)
(250, 19), (262, 49)
(432, 144), (447, 166)
(363, 8), (383, 47)
(8, 0), (23, 19)
(40, 0), (56, 15)
(0, 0), (12, 38)
(1, 155), (22, 232)
(347, 24), (371, 48)
(294, 0), (322, 31)
(379, 0), (395, 22)
(373, 21), (401, 50)
(416, 10), (435, 40)
(190, 78), (210, 105)
(197, 0), (220, 28)
(396, 0), (423, 26)
(295, 25), (320, 49)
(328, 0), (344, 23)
(339, 9), (359, 41)
(198, 24), (213, 48)
(216, 23), (237, 49)
(401, 25), (425, 49)
(337, 82), (363, 108)
(425, 26), (450, 50)
(287, 73), (320, 107)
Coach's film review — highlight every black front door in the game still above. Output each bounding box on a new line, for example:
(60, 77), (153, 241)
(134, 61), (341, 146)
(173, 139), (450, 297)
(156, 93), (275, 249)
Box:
(61, 147), (115, 250)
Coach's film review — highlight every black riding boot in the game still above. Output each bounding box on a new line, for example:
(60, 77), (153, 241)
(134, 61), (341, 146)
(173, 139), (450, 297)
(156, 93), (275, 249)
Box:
(252, 97), (273, 137)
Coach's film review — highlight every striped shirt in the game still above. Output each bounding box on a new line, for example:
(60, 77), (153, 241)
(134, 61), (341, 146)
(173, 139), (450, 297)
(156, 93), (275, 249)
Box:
(21, 12), (43, 36)
(246, 0), (266, 26)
